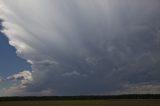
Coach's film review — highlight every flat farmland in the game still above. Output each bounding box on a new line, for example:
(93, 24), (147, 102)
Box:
(0, 100), (160, 106)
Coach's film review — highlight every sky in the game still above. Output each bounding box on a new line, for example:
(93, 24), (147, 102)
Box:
(0, 32), (31, 77)
(0, 0), (160, 96)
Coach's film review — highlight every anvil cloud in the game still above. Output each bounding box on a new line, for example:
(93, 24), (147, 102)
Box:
(0, 0), (160, 96)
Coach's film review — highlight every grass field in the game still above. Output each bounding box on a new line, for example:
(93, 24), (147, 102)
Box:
(0, 100), (160, 106)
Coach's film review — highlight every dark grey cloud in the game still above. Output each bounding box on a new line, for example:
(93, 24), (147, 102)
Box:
(0, 0), (160, 96)
(0, 76), (3, 83)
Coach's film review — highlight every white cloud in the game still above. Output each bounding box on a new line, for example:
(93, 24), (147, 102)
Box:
(7, 70), (32, 88)
(7, 71), (32, 81)
(0, 71), (33, 96)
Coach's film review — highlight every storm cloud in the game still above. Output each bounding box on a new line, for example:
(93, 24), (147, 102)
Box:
(0, 76), (3, 83)
(0, 0), (160, 96)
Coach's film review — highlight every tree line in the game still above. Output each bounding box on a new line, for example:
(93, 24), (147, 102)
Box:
(0, 94), (160, 101)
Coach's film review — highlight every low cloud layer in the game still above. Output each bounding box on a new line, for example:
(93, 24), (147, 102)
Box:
(0, 76), (3, 83)
(114, 83), (160, 94)
(0, 0), (160, 96)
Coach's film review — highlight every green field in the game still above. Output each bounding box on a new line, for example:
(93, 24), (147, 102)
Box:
(0, 100), (160, 106)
